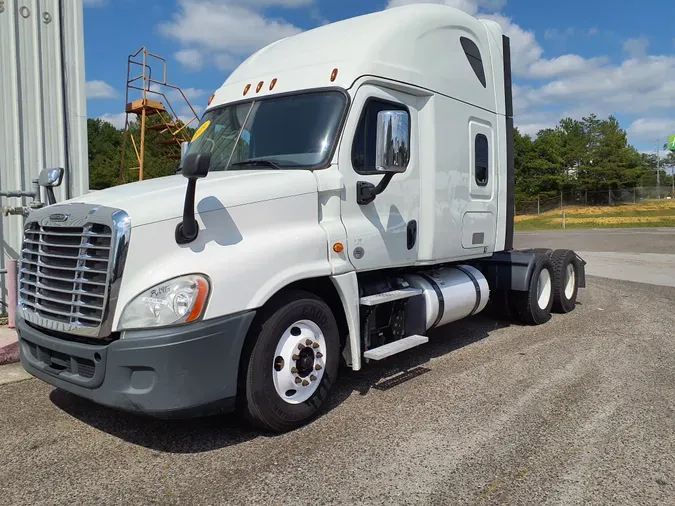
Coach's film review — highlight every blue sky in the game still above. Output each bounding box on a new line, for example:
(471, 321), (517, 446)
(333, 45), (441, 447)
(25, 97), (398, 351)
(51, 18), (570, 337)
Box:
(83, 0), (675, 156)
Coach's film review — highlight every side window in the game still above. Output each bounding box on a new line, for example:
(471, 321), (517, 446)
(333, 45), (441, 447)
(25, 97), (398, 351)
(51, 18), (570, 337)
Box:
(460, 37), (487, 88)
(352, 98), (409, 174)
(475, 134), (488, 186)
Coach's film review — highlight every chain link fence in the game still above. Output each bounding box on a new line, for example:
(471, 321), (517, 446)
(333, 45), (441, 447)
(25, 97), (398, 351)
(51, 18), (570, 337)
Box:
(516, 186), (675, 216)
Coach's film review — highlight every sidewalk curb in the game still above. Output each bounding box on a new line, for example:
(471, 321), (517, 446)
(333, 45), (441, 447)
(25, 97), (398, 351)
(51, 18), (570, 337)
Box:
(0, 328), (19, 366)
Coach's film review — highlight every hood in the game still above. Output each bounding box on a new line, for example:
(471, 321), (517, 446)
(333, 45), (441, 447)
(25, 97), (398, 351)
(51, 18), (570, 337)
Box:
(65, 169), (318, 227)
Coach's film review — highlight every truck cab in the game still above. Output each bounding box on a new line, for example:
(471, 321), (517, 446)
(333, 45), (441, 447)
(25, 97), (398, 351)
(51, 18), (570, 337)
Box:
(15, 4), (585, 432)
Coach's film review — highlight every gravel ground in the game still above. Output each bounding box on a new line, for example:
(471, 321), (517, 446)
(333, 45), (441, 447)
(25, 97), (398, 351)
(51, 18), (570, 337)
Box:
(1, 275), (674, 505)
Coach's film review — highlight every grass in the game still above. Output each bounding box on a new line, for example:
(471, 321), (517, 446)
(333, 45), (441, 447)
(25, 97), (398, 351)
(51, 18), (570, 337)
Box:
(515, 199), (675, 230)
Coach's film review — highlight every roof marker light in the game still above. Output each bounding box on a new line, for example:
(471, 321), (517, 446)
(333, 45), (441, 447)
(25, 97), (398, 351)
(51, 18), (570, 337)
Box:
(243, 84), (251, 96)
(208, 94), (215, 105)
(256, 81), (264, 93)
(330, 68), (338, 82)
(270, 78), (278, 90)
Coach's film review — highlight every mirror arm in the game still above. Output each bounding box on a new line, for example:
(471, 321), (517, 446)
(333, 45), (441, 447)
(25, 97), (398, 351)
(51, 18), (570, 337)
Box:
(357, 173), (395, 205)
(175, 179), (199, 244)
(44, 187), (56, 206)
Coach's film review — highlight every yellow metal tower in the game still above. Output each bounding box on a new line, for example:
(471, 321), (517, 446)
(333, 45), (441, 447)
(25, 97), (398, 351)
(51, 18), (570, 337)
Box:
(120, 46), (200, 182)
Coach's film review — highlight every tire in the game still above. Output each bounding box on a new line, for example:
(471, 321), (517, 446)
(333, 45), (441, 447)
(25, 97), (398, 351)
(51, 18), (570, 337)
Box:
(241, 289), (340, 433)
(512, 253), (554, 325)
(550, 249), (580, 313)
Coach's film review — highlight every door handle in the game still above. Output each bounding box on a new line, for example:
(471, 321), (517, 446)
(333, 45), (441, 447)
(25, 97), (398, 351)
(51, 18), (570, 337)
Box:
(407, 220), (417, 250)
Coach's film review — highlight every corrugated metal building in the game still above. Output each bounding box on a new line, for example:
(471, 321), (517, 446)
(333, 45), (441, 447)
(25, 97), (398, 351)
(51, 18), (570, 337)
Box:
(0, 0), (89, 309)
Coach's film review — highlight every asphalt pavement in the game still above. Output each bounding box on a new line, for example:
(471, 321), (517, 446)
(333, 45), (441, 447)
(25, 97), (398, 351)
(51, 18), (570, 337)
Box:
(516, 228), (675, 288)
(1, 274), (674, 505)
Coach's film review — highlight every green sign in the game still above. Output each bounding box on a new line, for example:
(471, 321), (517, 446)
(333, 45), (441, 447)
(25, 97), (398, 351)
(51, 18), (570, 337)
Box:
(669, 135), (675, 151)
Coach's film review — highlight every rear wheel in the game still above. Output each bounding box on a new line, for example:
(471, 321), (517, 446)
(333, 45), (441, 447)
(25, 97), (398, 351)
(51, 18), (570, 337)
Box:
(241, 290), (340, 432)
(512, 253), (554, 325)
(550, 249), (580, 313)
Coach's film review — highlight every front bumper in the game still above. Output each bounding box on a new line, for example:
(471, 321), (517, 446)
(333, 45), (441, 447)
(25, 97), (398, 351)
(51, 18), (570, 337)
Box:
(17, 311), (256, 418)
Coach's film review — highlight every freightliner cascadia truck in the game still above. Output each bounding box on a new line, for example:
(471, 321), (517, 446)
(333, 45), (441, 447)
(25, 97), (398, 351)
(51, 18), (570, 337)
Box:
(16, 4), (586, 432)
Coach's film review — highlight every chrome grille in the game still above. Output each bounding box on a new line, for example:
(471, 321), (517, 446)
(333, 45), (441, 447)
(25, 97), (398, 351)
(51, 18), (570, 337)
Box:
(20, 223), (113, 328)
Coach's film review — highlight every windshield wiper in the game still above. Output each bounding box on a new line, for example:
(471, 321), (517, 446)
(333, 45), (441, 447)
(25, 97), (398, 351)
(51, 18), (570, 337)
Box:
(230, 159), (284, 170)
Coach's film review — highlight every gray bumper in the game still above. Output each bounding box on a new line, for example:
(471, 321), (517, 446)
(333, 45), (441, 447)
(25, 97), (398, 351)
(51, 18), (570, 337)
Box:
(17, 311), (256, 418)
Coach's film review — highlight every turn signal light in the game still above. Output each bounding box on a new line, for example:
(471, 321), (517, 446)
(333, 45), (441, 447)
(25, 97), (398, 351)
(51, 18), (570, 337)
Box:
(333, 242), (344, 253)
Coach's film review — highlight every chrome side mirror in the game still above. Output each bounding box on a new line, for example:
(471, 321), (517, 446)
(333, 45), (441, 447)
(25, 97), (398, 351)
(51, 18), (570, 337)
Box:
(38, 167), (64, 206)
(375, 110), (410, 174)
(38, 167), (64, 188)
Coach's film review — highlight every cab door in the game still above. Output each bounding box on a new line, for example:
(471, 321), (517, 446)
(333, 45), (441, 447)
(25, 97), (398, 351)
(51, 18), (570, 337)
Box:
(337, 84), (420, 271)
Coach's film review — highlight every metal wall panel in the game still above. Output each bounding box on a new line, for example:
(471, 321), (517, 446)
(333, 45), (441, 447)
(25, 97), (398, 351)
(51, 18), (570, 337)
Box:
(0, 0), (88, 309)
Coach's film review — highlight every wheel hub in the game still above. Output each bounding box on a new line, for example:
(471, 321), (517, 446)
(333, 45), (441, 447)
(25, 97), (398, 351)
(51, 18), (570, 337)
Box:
(296, 347), (315, 377)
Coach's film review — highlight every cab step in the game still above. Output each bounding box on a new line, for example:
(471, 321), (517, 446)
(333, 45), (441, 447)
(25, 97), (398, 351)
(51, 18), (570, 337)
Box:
(359, 287), (422, 306)
(363, 334), (429, 360)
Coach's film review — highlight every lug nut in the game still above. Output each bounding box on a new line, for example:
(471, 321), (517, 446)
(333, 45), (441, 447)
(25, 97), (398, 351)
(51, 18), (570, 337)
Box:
(315, 364), (322, 371)
(298, 343), (305, 350)
(312, 342), (320, 349)
(305, 339), (313, 346)
(292, 354), (300, 361)
(302, 380), (309, 386)
(291, 367), (297, 374)
(295, 377), (302, 384)
(316, 352), (323, 358)
(310, 375), (317, 381)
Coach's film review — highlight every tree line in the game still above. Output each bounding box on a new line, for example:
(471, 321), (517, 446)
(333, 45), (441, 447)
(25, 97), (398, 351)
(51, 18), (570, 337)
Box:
(514, 114), (675, 204)
(87, 114), (194, 190)
(87, 112), (675, 198)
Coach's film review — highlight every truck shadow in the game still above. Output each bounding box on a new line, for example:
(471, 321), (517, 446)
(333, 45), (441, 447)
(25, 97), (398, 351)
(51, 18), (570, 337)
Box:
(49, 313), (514, 454)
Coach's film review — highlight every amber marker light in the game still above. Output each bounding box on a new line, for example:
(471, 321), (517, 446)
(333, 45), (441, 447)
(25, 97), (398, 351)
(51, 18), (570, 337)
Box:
(256, 81), (264, 93)
(207, 94), (215, 105)
(330, 68), (339, 82)
(270, 78), (278, 90)
(333, 242), (344, 253)
(186, 277), (210, 323)
(243, 84), (251, 95)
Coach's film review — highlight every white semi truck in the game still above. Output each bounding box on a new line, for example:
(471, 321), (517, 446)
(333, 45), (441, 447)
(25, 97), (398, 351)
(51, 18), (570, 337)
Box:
(16, 4), (585, 432)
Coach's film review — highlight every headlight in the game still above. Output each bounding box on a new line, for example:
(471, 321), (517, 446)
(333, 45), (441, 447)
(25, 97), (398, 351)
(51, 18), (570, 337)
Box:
(118, 274), (210, 331)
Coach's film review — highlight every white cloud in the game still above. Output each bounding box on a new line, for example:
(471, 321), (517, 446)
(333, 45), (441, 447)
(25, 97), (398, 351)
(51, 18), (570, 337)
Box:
(627, 118), (675, 144)
(174, 49), (205, 71)
(623, 37), (649, 59)
(157, 0), (307, 72)
(86, 80), (117, 99)
(523, 56), (675, 114)
(387, 0), (505, 15)
(527, 55), (608, 80)
(99, 113), (127, 129)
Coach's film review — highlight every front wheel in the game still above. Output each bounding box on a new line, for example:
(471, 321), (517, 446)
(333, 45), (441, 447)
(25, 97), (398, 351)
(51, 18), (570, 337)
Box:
(241, 290), (340, 432)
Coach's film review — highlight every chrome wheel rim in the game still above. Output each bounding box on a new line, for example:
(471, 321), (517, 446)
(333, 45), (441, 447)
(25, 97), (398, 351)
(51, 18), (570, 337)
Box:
(272, 320), (326, 404)
(564, 263), (576, 299)
(537, 268), (552, 310)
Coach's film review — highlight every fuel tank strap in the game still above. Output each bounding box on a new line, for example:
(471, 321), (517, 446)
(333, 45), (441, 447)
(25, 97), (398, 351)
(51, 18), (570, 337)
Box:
(418, 273), (444, 329)
(455, 266), (482, 316)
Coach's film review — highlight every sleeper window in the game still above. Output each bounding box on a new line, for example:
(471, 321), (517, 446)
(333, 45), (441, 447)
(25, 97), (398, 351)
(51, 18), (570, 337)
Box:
(475, 134), (489, 186)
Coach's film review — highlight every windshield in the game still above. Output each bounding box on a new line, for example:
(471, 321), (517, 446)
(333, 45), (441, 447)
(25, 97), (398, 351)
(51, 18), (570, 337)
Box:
(183, 90), (346, 171)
